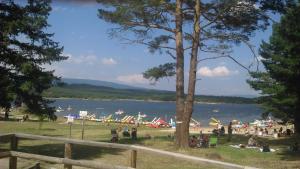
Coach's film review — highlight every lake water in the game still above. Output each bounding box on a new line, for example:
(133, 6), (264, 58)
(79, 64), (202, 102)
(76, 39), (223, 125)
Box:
(53, 99), (263, 126)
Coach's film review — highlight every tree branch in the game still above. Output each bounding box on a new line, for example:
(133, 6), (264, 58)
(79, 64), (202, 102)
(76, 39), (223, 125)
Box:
(201, 4), (233, 29)
(198, 55), (228, 62)
(166, 50), (176, 60)
(201, 31), (260, 71)
(198, 55), (251, 73)
(125, 21), (175, 33)
(121, 38), (176, 51)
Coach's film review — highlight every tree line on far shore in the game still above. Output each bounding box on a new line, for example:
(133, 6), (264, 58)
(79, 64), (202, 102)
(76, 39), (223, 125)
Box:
(44, 83), (256, 104)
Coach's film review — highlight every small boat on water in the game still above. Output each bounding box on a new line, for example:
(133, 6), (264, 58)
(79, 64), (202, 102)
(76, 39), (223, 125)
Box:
(67, 105), (72, 111)
(212, 109), (219, 113)
(56, 106), (64, 112)
(115, 109), (124, 115)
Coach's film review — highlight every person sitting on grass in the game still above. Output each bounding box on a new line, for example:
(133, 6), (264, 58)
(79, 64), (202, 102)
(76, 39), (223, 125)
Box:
(261, 143), (270, 152)
(21, 114), (29, 122)
(198, 135), (209, 148)
(248, 135), (258, 147)
(290, 142), (298, 152)
(286, 129), (292, 136)
(131, 127), (137, 140)
(189, 135), (198, 148)
(122, 126), (130, 137)
(110, 128), (118, 143)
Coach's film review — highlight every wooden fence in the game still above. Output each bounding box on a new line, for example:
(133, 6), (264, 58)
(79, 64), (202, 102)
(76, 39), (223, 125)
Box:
(0, 133), (258, 169)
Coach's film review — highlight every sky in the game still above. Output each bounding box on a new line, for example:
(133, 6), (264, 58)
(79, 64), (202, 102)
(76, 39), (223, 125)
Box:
(43, 0), (277, 97)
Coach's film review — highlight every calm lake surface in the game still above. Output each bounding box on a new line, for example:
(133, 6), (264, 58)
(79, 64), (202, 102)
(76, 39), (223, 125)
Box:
(53, 99), (263, 126)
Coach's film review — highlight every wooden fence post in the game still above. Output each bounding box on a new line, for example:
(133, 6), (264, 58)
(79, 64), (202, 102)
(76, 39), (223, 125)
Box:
(130, 150), (137, 168)
(64, 143), (72, 169)
(9, 135), (18, 169)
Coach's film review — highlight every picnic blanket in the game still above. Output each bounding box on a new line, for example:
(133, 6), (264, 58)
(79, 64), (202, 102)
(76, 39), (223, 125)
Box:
(230, 144), (259, 149)
(230, 145), (277, 152)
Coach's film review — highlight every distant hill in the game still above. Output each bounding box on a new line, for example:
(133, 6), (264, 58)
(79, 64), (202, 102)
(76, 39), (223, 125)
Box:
(62, 78), (144, 90)
(44, 83), (256, 104)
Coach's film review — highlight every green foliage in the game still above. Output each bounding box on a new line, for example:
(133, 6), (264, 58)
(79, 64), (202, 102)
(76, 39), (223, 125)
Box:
(248, 3), (300, 131)
(0, 69), (14, 109)
(0, 0), (66, 120)
(143, 63), (176, 83)
(97, 0), (292, 82)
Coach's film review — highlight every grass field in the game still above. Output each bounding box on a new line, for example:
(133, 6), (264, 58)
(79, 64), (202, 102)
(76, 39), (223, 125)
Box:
(0, 119), (299, 169)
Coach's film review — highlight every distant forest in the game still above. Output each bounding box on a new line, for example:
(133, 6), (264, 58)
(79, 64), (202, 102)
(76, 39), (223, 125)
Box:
(43, 84), (256, 104)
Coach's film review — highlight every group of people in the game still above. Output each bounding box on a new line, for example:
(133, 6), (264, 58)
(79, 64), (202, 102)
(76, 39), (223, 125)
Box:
(21, 114), (29, 122)
(189, 135), (208, 148)
(254, 126), (293, 138)
(189, 131), (216, 148)
(212, 124), (225, 136)
(209, 122), (235, 142)
(111, 126), (137, 142)
(247, 135), (270, 152)
(227, 120), (294, 139)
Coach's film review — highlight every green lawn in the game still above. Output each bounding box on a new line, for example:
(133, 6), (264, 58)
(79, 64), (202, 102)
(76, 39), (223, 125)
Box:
(0, 119), (299, 169)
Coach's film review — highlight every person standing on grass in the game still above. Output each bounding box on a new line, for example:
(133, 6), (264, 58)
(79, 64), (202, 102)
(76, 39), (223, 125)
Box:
(228, 122), (233, 141)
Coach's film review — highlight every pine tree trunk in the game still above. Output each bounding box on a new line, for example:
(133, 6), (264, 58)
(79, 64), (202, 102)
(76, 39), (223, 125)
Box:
(175, 0), (201, 148)
(183, 0), (201, 135)
(174, 0), (186, 148)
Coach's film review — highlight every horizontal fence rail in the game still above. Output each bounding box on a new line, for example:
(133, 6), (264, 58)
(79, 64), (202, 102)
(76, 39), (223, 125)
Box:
(0, 133), (259, 169)
(15, 133), (136, 150)
(10, 151), (133, 169)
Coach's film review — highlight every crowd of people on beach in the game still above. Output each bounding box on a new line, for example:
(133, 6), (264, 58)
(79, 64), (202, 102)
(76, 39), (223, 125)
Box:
(188, 120), (298, 152)
(108, 118), (298, 152)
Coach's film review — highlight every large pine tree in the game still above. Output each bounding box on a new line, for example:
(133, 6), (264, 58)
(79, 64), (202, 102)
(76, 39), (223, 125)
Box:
(248, 2), (300, 134)
(97, 0), (288, 147)
(0, 0), (66, 120)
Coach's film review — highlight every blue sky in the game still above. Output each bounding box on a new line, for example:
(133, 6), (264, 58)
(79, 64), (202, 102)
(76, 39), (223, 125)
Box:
(45, 1), (276, 96)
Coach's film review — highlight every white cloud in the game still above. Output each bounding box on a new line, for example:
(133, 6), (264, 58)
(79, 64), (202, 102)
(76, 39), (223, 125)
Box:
(197, 66), (238, 77)
(64, 54), (117, 66)
(101, 58), (117, 65)
(116, 74), (148, 84)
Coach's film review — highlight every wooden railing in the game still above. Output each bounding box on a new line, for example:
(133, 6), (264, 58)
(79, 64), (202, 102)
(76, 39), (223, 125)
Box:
(0, 133), (259, 169)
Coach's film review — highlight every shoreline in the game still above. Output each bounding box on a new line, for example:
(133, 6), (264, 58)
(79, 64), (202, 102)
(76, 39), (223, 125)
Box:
(46, 97), (255, 105)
